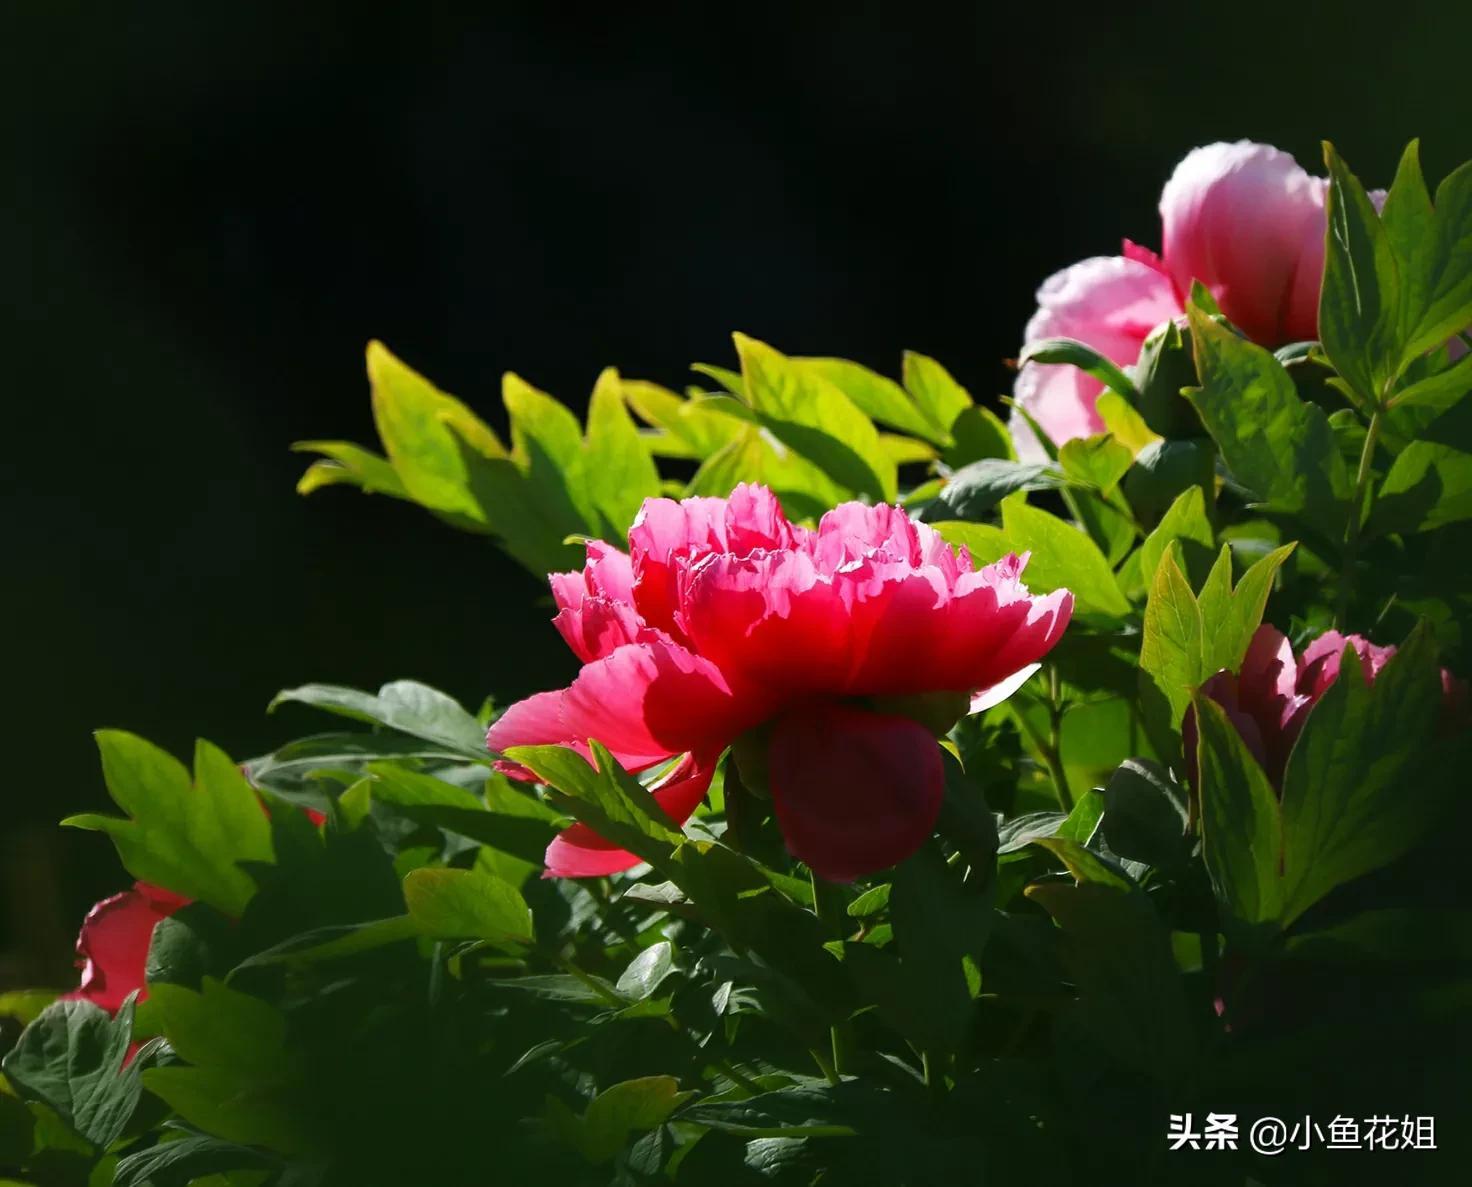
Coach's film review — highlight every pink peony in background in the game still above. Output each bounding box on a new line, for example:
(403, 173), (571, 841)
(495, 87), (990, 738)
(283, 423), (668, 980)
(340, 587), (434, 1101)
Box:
(488, 484), (1073, 881)
(1012, 141), (1353, 453)
(1186, 624), (1467, 789)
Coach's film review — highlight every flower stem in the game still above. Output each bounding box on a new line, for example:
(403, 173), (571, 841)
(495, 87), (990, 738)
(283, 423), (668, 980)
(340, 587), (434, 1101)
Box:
(809, 869), (858, 1077)
(1337, 406), (1383, 628)
(1045, 666), (1074, 813)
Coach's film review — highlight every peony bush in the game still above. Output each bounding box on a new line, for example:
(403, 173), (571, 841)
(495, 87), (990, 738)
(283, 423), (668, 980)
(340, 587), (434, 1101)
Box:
(4, 140), (1472, 1185)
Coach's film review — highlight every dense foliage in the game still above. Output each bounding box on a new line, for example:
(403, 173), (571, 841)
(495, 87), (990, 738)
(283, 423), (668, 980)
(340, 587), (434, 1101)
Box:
(4, 140), (1472, 1186)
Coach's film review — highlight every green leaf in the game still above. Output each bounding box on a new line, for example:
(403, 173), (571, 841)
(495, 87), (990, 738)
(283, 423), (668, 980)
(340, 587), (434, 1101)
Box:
(1137, 543), (1204, 728)
(269, 679), (487, 758)
(0, 990), (59, 1027)
(1023, 881), (1193, 1079)
(502, 370), (599, 530)
(1135, 486), (1214, 594)
(944, 404), (1016, 468)
(1028, 835), (1131, 890)
(1058, 434), (1132, 494)
(1099, 758), (1190, 870)
(845, 884), (891, 918)
(367, 763), (558, 872)
(1387, 349), (1472, 414)
(292, 440), (408, 498)
(1195, 542), (1296, 675)
(1367, 395), (1472, 535)
(64, 734), (273, 916)
(1186, 303), (1351, 539)
(622, 380), (745, 458)
(998, 498), (1130, 619)
(733, 334), (896, 501)
(1319, 142), (1403, 403)
(365, 340), (505, 520)
(1095, 391), (1161, 457)
(503, 742), (685, 867)
(1383, 143), (1472, 368)
(902, 351), (974, 445)
(549, 1077), (694, 1165)
(401, 867), (533, 944)
(113, 1134), (275, 1187)
(1, 997), (144, 1150)
(615, 941), (676, 1000)
(243, 731), (478, 802)
(681, 1084), (865, 1139)
(885, 842), (991, 1053)
(140, 1065), (311, 1156)
(228, 916), (420, 973)
(690, 362), (745, 396)
(1121, 438), (1216, 525)
(584, 367), (662, 539)
(1191, 695), (1283, 932)
(1278, 626), (1446, 924)
(796, 357), (943, 445)
(921, 459), (1064, 521)
(1131, 319), (1202, 439)
(1017, 337), (1138, 400)
(687, 424), (848, 522)
(879, 433), (936, 465)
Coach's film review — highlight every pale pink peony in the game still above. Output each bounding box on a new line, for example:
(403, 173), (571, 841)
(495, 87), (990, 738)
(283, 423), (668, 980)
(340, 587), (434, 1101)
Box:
(1013, 141), (1348, 453)
(488, 484), (1073, 881)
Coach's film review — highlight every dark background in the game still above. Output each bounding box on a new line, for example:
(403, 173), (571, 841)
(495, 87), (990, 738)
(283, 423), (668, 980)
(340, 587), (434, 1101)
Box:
(4, 0), (1468, 987)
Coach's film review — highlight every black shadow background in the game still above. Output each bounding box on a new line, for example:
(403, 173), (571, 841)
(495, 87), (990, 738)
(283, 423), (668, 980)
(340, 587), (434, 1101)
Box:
(4, 0), (1469, 984)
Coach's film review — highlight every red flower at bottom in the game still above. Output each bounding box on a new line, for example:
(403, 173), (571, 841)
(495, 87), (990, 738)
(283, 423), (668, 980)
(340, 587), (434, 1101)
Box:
(62, 882), (189, 1013)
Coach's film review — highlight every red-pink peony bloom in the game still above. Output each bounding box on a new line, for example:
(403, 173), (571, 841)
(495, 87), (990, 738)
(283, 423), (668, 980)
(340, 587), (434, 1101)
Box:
(1186, 624), (1467, 788)
(1014, 141), (1357, 452)
(488, 484), (1073, 881)
(60, 798), (325, 1015)
(62, 882), (190, 1014)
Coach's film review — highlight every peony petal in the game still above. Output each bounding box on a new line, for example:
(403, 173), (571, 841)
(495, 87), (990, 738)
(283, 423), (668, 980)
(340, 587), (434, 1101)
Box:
(63, 883), (187, 1014)
(970, 662), (1042, 713)
(559, 641), (762, 766)
(935, 555), (1072, 693)
(680, 550), (853, 696)
(768, 702), (944, 882)
(1184, 670), (1271, 787)
(487, 690), (571, 779)
(549, 541), (636, 615)
(543, 752), (718, 878)
(1012, 255), (1180, 454)
(488, 641), (753, 774)
(1159, 141), (1325, 346)
(629, 495), (732, 634)
(723, 482), (807, 555)
(1296, 630), (1396, 699)
(629, 484), (807, 635)
(552, 597), (665, 663)
(838, 561), (953, 694)
(808, 502), (925, 570)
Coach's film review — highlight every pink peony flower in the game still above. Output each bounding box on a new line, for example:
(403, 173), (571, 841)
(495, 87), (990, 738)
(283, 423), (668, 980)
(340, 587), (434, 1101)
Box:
(1014, 141), (1352, 452)
(488, 483), (1073, 881)
(1186, 624), (1467, 788)
(60, 799), (324, 1015)
(62, 882), (190, 1014)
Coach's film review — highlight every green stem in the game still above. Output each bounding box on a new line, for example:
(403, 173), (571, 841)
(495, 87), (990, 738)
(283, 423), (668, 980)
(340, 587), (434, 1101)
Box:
(1337, 407), (1383, 628)
(1045, 667), (1074, 813)
(809, 870), (858, 1077)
